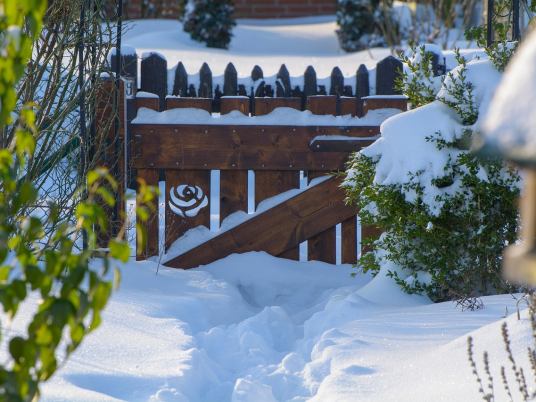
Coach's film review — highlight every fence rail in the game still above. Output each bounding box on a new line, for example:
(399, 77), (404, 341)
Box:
(111, 51), (406, 113)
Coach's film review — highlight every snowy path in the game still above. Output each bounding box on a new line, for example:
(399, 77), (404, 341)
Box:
(38, 252), (530, 402)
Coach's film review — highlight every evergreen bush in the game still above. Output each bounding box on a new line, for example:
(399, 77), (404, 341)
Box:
(183, 0), (236, 49)
(344, 45), (520, 304)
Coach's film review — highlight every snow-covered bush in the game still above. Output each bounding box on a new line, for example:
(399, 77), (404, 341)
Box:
(396, 44), (445, 108)
(336, 0), (389, 52)
(182, 0), (236, 49)
(344, 52), (520, 303)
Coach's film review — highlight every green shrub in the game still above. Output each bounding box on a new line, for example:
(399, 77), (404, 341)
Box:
(0, 2), (157, 399)
(336, 0), (388, 52)
(344, 42), (520, 304)
(183, 0), (236, 49)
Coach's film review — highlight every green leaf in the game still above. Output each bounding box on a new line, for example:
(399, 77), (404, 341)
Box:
(109, 240), (130, 263)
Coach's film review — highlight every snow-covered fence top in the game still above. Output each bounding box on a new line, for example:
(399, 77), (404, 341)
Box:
(110, 49), (407, 112)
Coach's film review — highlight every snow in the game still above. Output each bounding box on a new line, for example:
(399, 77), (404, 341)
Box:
(483, 29), (536, 162)
(132, 107), (402, 126)
(354, 58), (502, 215)
(121, 17), (392, 79)
(34, 253), (530, 401)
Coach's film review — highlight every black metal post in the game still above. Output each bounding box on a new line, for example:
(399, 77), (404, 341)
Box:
(78, 0), (88, 250)
(113, 0), (123, 238)
(512, 0), (520, 41)
(487, 0), (494, 46)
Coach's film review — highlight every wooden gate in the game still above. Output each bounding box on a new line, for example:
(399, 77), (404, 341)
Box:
(103, 52), (407, 269)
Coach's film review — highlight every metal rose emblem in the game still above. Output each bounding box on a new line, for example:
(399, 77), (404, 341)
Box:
(168, 185), (208, 218)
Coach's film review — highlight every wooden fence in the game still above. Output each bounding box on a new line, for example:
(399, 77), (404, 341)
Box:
(101, 52), (410, 269)
(111, 51), (405, 113)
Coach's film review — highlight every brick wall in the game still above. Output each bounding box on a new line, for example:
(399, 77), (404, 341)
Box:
(234, 0), (336, 19)
(123, 0), (336, 19)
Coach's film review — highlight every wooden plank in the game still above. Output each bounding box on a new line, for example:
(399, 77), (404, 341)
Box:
(131, 125), (380, 170)
(167, 177), (357, 269)
(363, 96), (408, 114)
(220, 97), (250, 115)
(339, 97), (358, 117)
(165, 170), (211, 250)
(165, 97), (212, 112)
(220, 170), (248, 225)
(307, 95), (337, 115)
(136, 169), (159, 260)
(255, 170), (299, 208)
(254, 97), (301, 115)
(308, 227), (336, 264)
(135, 96), (160, 113)
(342, 217), (357, 264)
(361, 225), (383, 255)
(310, 137), (376, 153)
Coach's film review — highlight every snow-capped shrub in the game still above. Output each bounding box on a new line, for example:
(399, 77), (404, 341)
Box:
(336, 0), (390, 52)
(344, 54), (520, 303)
(396, 45), (445, 108)
(182, 0), (236, 49)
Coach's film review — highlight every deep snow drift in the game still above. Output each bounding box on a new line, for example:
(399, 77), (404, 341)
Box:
(36, 253), (531, 402)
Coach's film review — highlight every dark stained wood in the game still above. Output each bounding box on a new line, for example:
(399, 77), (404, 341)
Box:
(136, 169), (159, 260)
(310, 137), (377, 153)
(254, 97), (301, 115)
(167, 177), (357, 269)
(363, 96), (408, 114)
(135, 96), (160, 112)
(303, 66), (317, 98)
(361, 225), (383, 255)
(330, 67), (345, 96)
(173, 62), (188, 97)
(277, 64), (291, 97)
(278, 247), (300, 261)
(255, 170), (299, 208)
(223, 63), (238, 96)
(165, 97), (212, 112)
(220, 170), (248, 224)
(220, 97), (250, 115)
(140, 53), (167, 107)
(165, 170), (211, 250)
(131, 125), (380, 170)
(199, 63), (213, 98)
(308, 227), (336, 264)
(251, 65), (264, 81)
(339, 97), (359, 117)
(306, 95), (337, 115)
(376, 56), (403, 95)
(356, 64), (370, 98)
(341, 217), (357, 264)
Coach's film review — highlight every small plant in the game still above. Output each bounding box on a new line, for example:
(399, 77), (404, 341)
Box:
(183, 0), (236, 49)
(468, 299), (536, 401)
(396, 45), (443, 108)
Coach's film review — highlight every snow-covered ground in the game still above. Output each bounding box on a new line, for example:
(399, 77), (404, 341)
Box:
(122, 16), (392, 78)
(26, 17), (534, 402)
(39, 253), (531, 401)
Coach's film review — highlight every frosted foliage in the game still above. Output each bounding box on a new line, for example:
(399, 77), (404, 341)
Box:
(361, 102), (464, 214)
(358, 59), (502, 216)
(439, 59), (502, 124)
(483, 29), (536, 161)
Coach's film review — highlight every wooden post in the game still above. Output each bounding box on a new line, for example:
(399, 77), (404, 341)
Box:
(140, 52), (167, 108)
(199, 62), (213, 98)
(173, 62), (188, 96)
(376, 56), (403, 95)
(276, 64), (291, 97)
(224, 63), (238, 96)
(330, 66), (344, 96)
